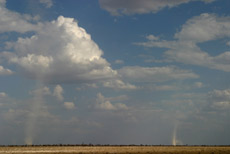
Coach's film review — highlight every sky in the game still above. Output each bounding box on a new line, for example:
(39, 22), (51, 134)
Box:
(0, 0), (230, 145)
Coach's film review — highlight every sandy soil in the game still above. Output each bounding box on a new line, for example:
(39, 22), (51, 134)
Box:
(0, 146), (230, 154)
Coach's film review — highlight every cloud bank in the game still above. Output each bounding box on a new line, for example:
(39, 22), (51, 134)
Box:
(119, 66), (198, 83)
(137, 13), (230, 72)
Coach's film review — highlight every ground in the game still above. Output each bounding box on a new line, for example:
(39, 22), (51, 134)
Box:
(0, 146), (230, 154)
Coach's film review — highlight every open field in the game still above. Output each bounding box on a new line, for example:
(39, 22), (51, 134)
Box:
(0, 146), (230, 154)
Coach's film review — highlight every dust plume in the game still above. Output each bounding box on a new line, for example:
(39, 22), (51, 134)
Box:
(172, 122), (183, 146)
(25, 83), (45, 145)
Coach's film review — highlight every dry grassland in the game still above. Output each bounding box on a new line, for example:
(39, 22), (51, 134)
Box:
(0, 146), (230, 154)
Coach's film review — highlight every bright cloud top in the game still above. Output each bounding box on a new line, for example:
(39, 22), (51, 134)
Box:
(3, 16), (117, 84)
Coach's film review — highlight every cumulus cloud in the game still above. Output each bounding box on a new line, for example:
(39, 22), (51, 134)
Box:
(29, 86), (51, 96)
(146, 34), (159, 41)
(0, 0), (39, 33)
(209, 89), (230, 101)
(0, 65), (13, 75)
(208, 89), (230, 110)
(39, 0), (53, 8)
(64, 102), (76, 110)
(137, 13), (230, 72)
(212, 101), (230, 110)
(174, 13), (230, 43)
(99, 0), (216, 16)
(0, 92), (7, 98)
(103, 79), (137, 90)
(118, 66), (199, 83)
(95, 93), (129, 110)
(53, 85), (64, 101)
(194, 82), (204, 88)
(3, 16), (117, 84)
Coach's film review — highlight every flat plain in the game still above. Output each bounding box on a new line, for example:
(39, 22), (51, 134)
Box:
(0, 146), (230, 154)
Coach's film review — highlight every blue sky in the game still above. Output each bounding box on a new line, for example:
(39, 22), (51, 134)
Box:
(0, 0), (230, 145)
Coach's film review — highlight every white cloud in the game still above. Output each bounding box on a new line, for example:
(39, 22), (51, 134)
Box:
(8, 54), (53, 77)
(146, 34), (159, 41)
(0, 92), (7, 98)
(194, 82), (204, 88)
(0, 65), (13, 75)
(137, 13), (230, 72)
(212, 101), (230, 110)
(3, 16), (117, 84)
(0, 0), (39, 33)
(53, 85), (64, 101)
(96, 100), (116, 110)
(76, 83), (98, 91)
(95, 93), (129, 110)
(118, 66), (199, 83)
(64, 102), (76, 110)
(0, 4), (136, 89)
(29, 86), (51, 96)
(103, 79), (137, 90)
(174, 13), (230, 43)
(85, 83), (98, 88)
(209, 89), (230, 101)
(39, 0), (53, 8)
(208, 89), (230, 110)
(99, 0), (216, 16)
